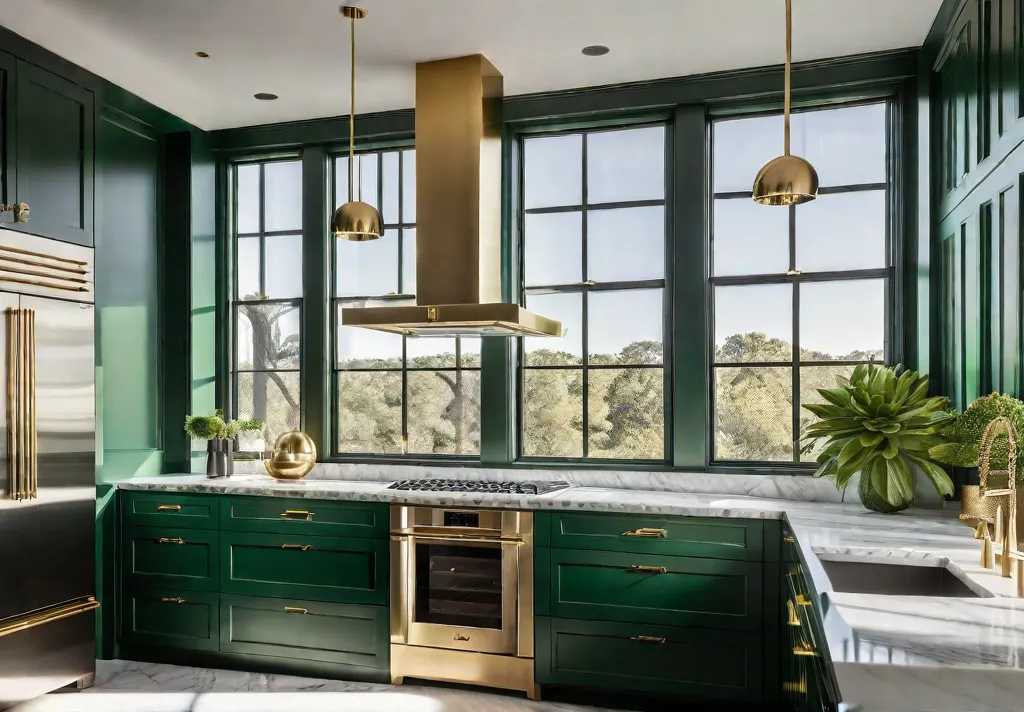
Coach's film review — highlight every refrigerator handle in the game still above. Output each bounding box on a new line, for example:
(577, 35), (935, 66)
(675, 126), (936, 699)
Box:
(5, 307), (36, 501)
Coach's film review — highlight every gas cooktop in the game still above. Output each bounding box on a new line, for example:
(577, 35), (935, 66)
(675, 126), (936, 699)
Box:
(387, 478), (571, 495)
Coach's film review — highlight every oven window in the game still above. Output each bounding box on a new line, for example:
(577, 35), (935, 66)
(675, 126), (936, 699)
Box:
(414, 543), (502, 629)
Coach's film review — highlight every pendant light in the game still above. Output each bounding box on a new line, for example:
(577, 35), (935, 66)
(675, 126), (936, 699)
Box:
(752, 0), (819, 206)
(333, 6), (383, 240)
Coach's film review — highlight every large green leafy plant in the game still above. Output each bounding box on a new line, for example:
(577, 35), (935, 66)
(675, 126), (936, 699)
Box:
(929, 393), (1024, 472)
(801, 364), (955, 510)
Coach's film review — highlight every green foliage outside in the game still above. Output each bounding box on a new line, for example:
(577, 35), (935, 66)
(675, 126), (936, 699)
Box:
(929, 393), (1024, 473)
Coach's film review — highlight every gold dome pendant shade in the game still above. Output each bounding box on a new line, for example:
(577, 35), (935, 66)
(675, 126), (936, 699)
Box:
(752, 0), (819, 206)
(333, 6), (383, 241)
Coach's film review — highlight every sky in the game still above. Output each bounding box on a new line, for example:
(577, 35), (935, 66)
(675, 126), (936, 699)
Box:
(238, 103), (888, 365)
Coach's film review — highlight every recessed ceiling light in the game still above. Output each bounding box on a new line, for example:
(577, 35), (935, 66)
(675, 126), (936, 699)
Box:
(254, 93), (279, 101)
(194, 51), (210, 58)
(581, 45), (610, 57)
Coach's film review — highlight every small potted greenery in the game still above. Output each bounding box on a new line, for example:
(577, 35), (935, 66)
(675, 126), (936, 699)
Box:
(184, 411), (264, 478)
(801, 364), (955, 513)
(929, 393), (1024, 476)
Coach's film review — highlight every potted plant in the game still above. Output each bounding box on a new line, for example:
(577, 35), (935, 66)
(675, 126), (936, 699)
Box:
(929, 393), (1024, 477)
(184, 412), (264, 478)
(801, 364), (955, 513)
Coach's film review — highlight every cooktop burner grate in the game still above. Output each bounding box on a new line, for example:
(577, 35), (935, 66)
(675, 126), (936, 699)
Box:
(386, 478), (570, 495)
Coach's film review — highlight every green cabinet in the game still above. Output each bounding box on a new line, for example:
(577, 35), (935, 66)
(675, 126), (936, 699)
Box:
(121, 588), (219, 651)
(0, 52), (14, 207)
(220, 497), (388, 538)
(220, 531), (387, 605)
(220, 594), (388, 669)
(122, 526), (218, 591)
(123, 491), (218, 530)
(549, 548), (762, 631)
(535, 616), (762, 703)
(11, 60), (94, 246)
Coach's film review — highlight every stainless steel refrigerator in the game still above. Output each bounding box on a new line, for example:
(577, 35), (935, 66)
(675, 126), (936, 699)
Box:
(0, 230), (95, 709)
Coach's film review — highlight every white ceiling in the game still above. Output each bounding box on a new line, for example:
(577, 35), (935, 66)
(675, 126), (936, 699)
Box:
(0, 0), (943, 131)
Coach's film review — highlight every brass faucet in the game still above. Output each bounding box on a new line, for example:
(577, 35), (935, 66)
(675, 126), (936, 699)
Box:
(979, 417), (1019, 582)
(960, 484), (998, 569)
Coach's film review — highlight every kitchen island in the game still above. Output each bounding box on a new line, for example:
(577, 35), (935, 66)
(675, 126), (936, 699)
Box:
(116, 474), (1024, 712)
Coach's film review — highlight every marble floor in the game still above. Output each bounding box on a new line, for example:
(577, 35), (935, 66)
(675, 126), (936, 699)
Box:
(9, 661), (625, 712)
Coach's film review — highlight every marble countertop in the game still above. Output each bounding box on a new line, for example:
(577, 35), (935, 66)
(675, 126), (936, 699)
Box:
(118, 474), (1024, 712)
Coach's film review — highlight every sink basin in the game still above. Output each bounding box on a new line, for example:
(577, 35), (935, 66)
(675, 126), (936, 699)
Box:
(820, 560), (981, 597)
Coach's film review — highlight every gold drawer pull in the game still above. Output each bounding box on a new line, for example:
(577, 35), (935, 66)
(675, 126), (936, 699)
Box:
(794, 593), (812, 607)
(793, 641), (819, 657)
(629, 564), (667, 574)
(161, 597), (186, 604)
(156, 504), (182, 512)
(281, 510), (313, 521)
(783, 680), (807, 694)
(284, 606), (308, 615)
(630, 635), (666, 644)
(282, 543), (312, 551)
(158, 537), (184, 545)
(783, 535), (795, 543)
(622, 527), (667, 538)
(786, 599), (801, 627)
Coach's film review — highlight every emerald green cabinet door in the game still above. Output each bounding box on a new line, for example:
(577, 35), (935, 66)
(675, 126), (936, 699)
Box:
(123, 491), (218, 530)
(221, 531), (387, 605)
(13, 60), (94, 246)
(536, 616), (762, 703)
(122, 588), (219, 651)
(122, 526), (219, 591)
(550, 512), (764, 561)
(220, 497), (388, 538)
(0, 52), (14, 206)
(220, 594), (388, 669)
(549, 548), (762, 630)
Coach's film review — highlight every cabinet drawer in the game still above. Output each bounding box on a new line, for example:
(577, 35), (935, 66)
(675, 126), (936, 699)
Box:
(536, 617), (761, 703)
(122, 527), (218, 591)
(551, 513), (763, 561)
(549, 549), (761, 630)
(123, 491), (217, 530)
(221, 531), (387, 605)
(121, 588), (218, 651)
(220, 497), (387, 538)
(220, 594), (388, 669)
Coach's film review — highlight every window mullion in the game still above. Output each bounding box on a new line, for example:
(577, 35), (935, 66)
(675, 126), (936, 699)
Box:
(580, 132), (590, 458)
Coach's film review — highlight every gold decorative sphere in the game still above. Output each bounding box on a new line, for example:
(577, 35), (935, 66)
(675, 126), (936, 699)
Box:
(752, 155), (819, 206)
(265, 431), (317, 480)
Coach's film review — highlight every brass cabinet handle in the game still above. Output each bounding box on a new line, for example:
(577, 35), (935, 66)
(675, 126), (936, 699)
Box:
(783, 680), (807, 694)
(794, 593), (812, 607)
(281, 510), (313, 520)
(6, 308), (36, 501)
(158, 537), (185, 545)
(282, 543), (312, 551)
(453, 633), (470, 642)
(793, 641), (819, 657)
(156, 504), (182, 512)
(161, 597), (186, 604)
(284, 606), (308, 615)
(622, 527), (667, 538)
(786, 599), (801, 627)
(630, 635), (666, 644)
(783, 535), (795, 543)
(629, 564), (668, 574)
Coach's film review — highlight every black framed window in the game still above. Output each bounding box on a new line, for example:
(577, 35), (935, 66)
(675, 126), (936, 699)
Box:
(518, 124), (668, 461)
(233, 159), (303, 447)
(332, 148), (481, 456)
(710, 102), (891, 464)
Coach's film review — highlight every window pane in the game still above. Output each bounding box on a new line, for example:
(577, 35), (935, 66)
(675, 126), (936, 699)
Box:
(460, 337), (481, 368)
(522, 369), (582, 457)
(713, 115), (784, 193)
(524, 292), (582, 366)
(402, 150), (416, 222)
(407, 370), (481, 455)
(264, 234), (303, 299)
(524, 134), (582, 209)
(264, 161), (302, 232)
(335, 156), (349, 208)
(800, 280), (885, 361)
(799, 364), (857, 462)
(793, 104), (886, 187)
(337, 371), (403, 454)
(715, 366), (793, 461)
(355, 153), (378, 210)
(236, 236), (260, 299)
(796, 191), (886, 272)
(524, 212), (582, 286)
(336, 299), (404, 368)
(402, 228), (416, 294)
(237, 371), (300, 448)
(586, 126), (665, 204)
(587, 206), (665, 282)
(237, 303), (300, 370)
(237, 164), (260, 234)
(382, 151), (400, 224)
(588, 289), (663, 365)
(588, 368), (663, 459)
(336, 229), (399, 296)
(714, 284), (792, 363)
(407, 337), (457, 369)
(713, 198), (790, 277)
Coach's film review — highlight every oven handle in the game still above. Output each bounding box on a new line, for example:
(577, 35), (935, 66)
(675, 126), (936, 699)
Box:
(389, 532), (524, 545)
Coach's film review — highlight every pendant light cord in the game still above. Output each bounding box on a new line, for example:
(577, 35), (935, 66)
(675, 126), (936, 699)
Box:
(348, 13), (356, 203)
(784, 0), (791, 157)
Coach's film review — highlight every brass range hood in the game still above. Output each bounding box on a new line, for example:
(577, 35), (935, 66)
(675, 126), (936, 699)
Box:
(341, 55), (562, 338)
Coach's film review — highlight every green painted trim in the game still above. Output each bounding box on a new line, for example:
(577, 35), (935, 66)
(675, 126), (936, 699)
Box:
(215, 160), (230, 413)
(479, 339), (514, 465)
(302, 147), (330, 456)
(95, 485), (118, 660)
(213, 110), (415, 153)
(923, 0), (970, 58)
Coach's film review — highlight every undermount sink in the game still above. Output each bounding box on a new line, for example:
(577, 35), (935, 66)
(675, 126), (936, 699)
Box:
(820, 560), (982, 597)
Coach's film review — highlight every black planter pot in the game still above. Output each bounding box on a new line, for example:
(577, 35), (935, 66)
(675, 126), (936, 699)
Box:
(206, 439), (234, 478)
